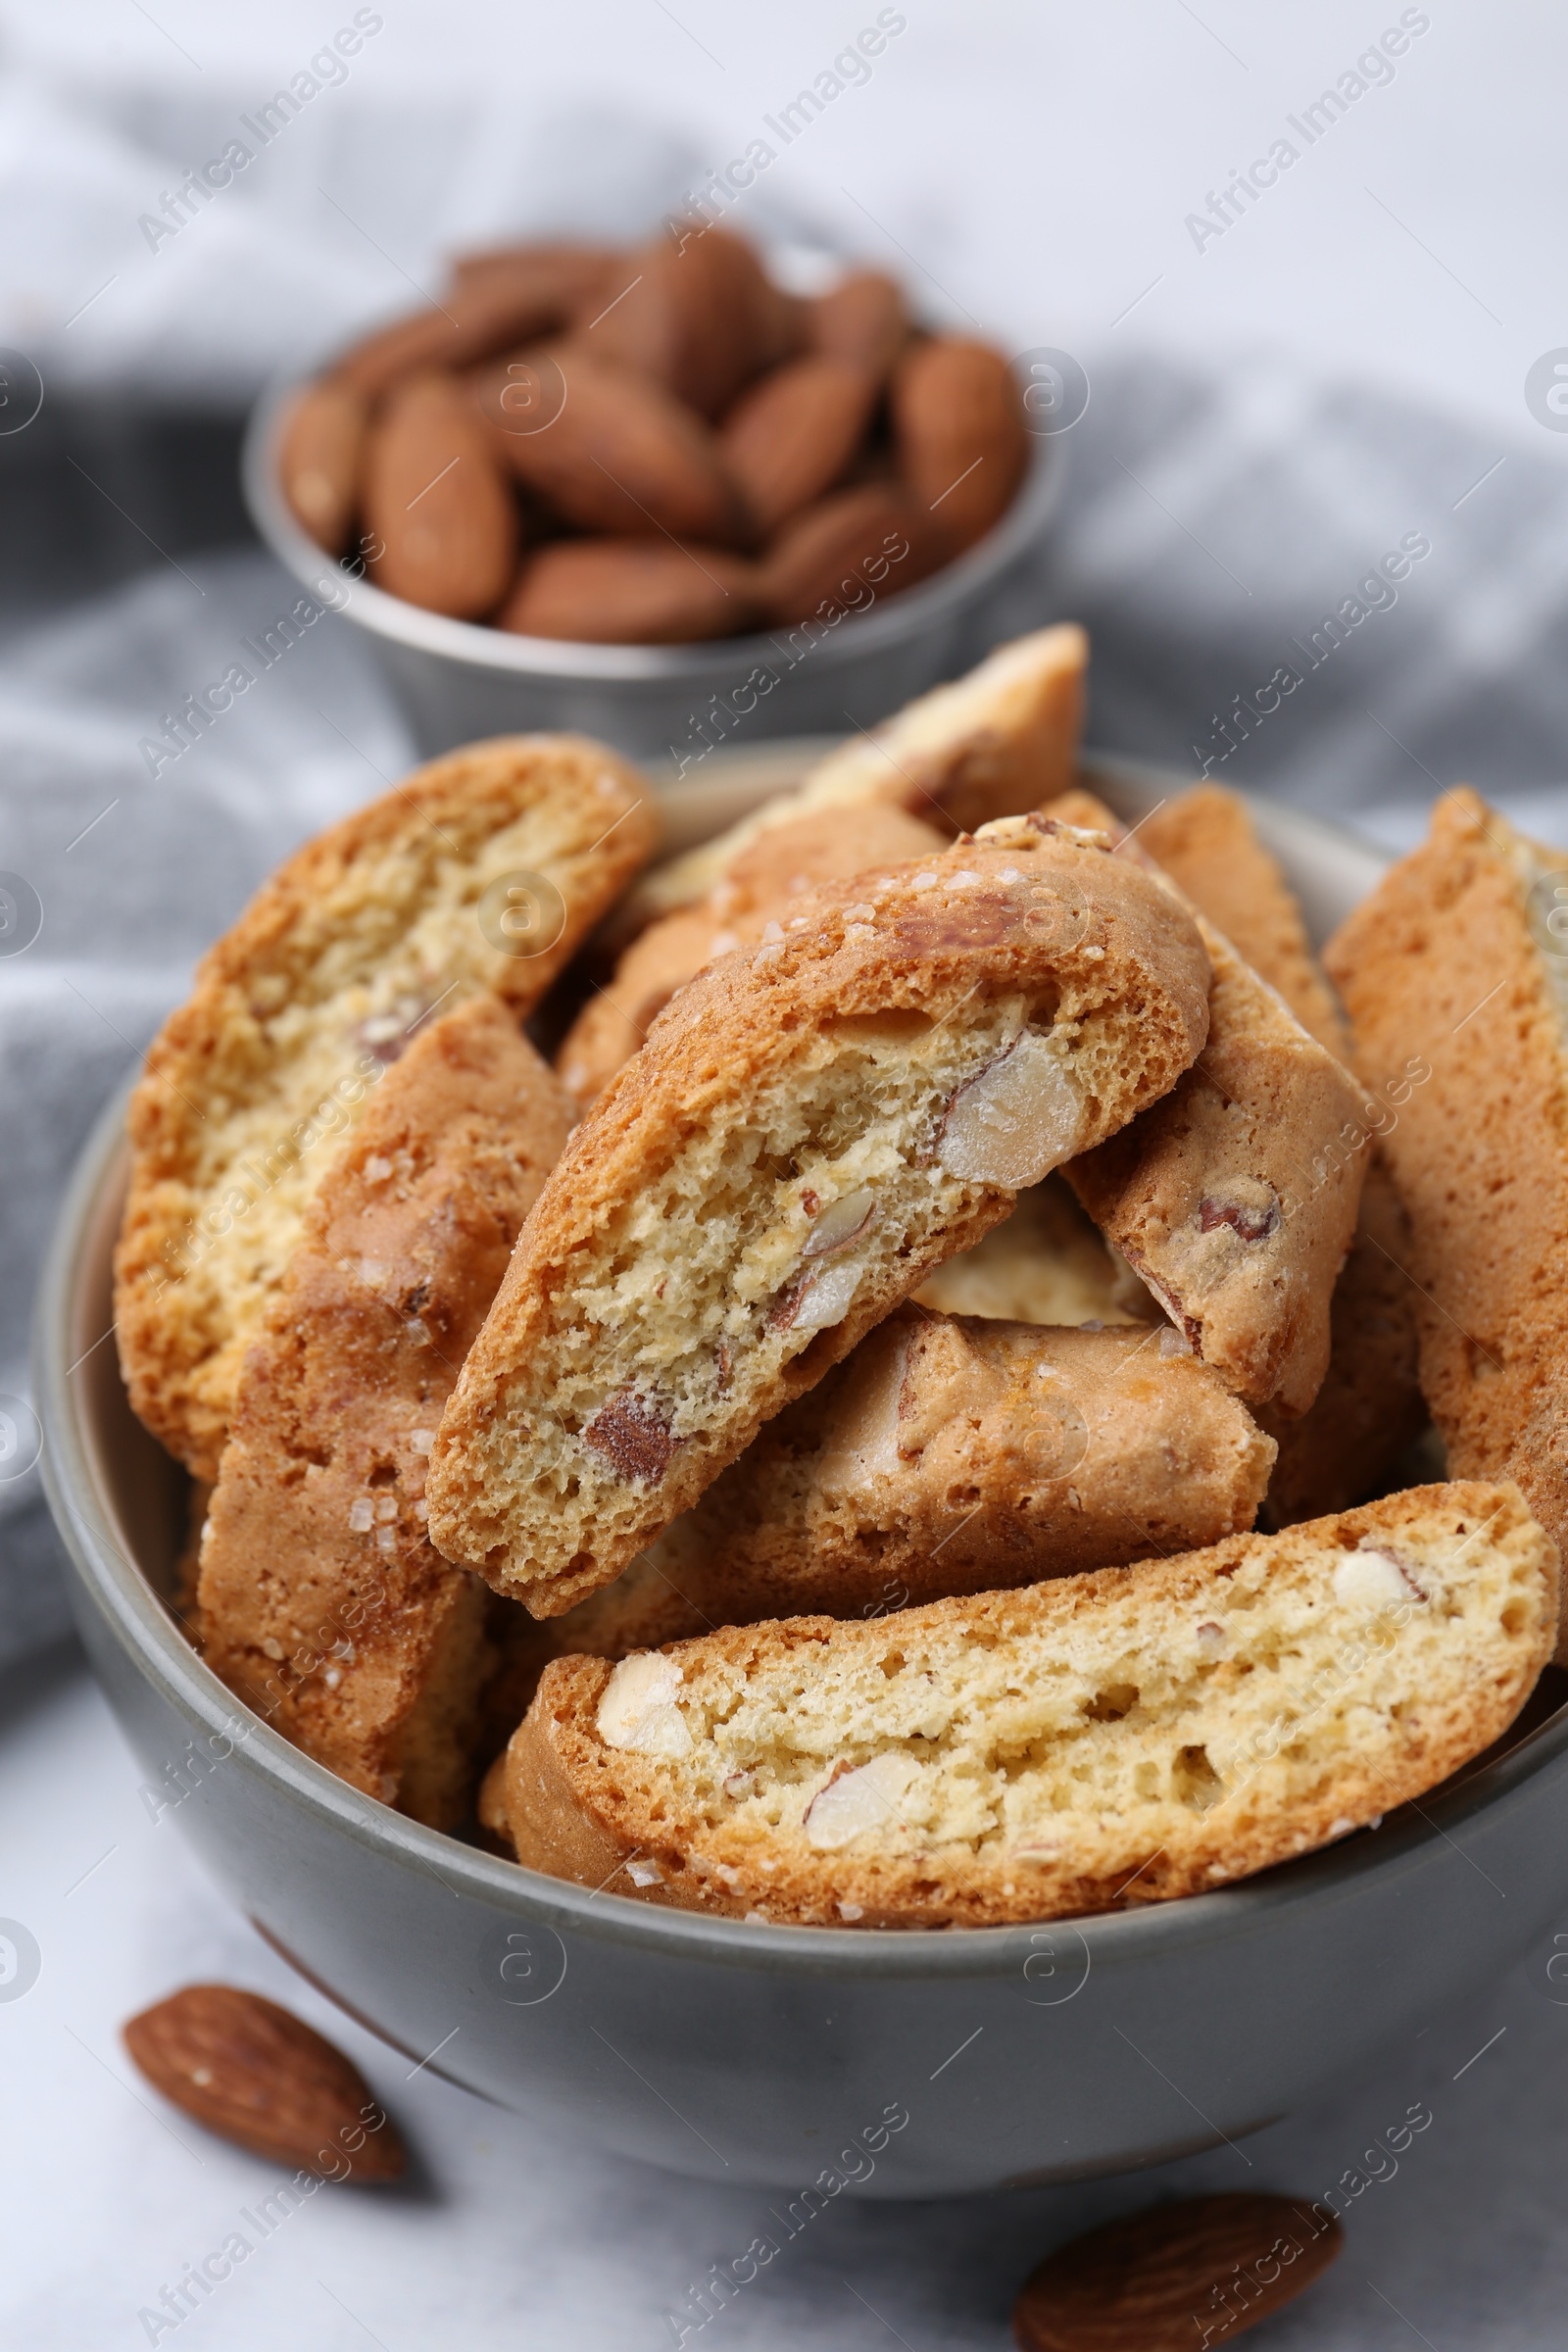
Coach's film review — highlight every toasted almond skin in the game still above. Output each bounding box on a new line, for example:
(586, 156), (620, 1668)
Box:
(279, 379), (367, 556)
(500, 538), (760, 644)
(122, 1985), (406, 2180)
(806, 269), (910, 379)
(364, 370), (518, 618)
(447, 240), (620, 315)
(1013, 2194), (1344, 2351)
(893, 335), (1029, 551)
(474, 344), (749, 545)
(330, 258), (602, 402)
(760, 482), (949, 625)
(591, 225), (802, 417)
(720, 355), (880, 536)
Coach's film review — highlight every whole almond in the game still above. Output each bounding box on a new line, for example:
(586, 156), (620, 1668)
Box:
(720, 356), (879, 536)
(364, 370), (518, 618)
(123, 1984), (406, 2180)
(1012, 2193), (1344, 2351)
(892, 335), (1029, 552)
(807, 270), (910, 381)
(590, 226), (802, 418)
(331, 264), (595, 404)
(500, 538), (760, 644)
(473, 345), (749, 546)
(447, 241), (620, 315)
(278, 379), (367, 557)
(760, 482), (949, 627)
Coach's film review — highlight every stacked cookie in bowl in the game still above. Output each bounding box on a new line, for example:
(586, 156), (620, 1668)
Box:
(111, 621), (1563, 1930)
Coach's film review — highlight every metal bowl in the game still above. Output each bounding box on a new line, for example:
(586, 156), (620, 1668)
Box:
(35, 748), (1568, 2195)
(241, 365), (1065, 761)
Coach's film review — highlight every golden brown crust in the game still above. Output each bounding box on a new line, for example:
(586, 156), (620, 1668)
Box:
(1260, 1155), (1429, 1522)
(556, 802), (945, 1113)
(503, 1701), (635, 1890)
(497, 1482), (1555, 1926)
(1068, 921), (1366, 1414)
(1326, 789), (1568, 1654)
(626, 624), (1089, 929)
(1109, 781), (1423, 1507)
(115, 734), (654, 1479)
(646, 1307), (1273, 1611)
(478, 1307), (1274, 1709)
(428, 818), (1212, 1612)
(1050, 791), (1368, 1415)
(1137, 784), (1349, 1055)
(198, 996), (571, 1830)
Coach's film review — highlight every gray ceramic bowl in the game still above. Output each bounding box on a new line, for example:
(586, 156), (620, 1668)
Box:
(35, 748), (1568, 2196)
(241, 366), (1065, 761)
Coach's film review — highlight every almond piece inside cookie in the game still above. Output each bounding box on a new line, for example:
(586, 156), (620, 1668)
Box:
(427, 817), (1212, 1613)
(490, 1482), (1556, 1927)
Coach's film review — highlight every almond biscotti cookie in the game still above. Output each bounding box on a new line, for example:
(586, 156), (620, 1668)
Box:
(929, 784), (1347, 1349)
(476, 1305), (1274, 1708)
(116, 734), (654, 1479)
(1046, 791), (1367, 1415)
(608, 1307), (1273, 1614)
(629, 623), (1087, 927)
(199, 995), (571, 1829)
(1119, 784), (1424, 1514)
(557, 801), (944, 1114)
(490, 1482), (1555, 1926)
(1136, 783), (1349, 1055)
(1260, 1157), (1429, 1522)
(1327, 791), (1568, 1592)
(427, 815), (1211, 1613)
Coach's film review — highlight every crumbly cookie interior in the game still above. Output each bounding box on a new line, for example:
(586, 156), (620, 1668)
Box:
(464, 932), (1189, 1583)
(129, 763), (636, 1455)
(488, 998), (1046, 1530)
(601, 1501), (1548, 1865)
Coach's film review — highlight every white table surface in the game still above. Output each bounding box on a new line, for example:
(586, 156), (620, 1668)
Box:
(8, 1638), (1568, 2349)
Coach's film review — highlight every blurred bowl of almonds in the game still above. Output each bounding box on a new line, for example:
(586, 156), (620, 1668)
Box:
(242, 226), (1064, 760)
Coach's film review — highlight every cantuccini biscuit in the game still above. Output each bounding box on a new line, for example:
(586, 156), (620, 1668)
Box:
(476, 1305), (1274, 1712)
(115, 735), (653, 1480)
(626, 622), (1087, 929)
(489, 1483), (1555, 1927)
(557, 801), (944, 1114)
(1136, 783), (1349, 1055)
(1261, 1158), (1429, 1522)
(427, 815), (1211, 1613)
(1047, 791), (1368, 1416)
(1326, 790), (1568, 1620)
(1129, 784), (1426, 1513)
(610, 1306), (1271, 1610)
(199, 995), (571, 1829)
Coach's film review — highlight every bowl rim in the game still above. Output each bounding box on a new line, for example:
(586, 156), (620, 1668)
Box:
(36, 748), (1568, 1982)
(241, 356), (1066, 683)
